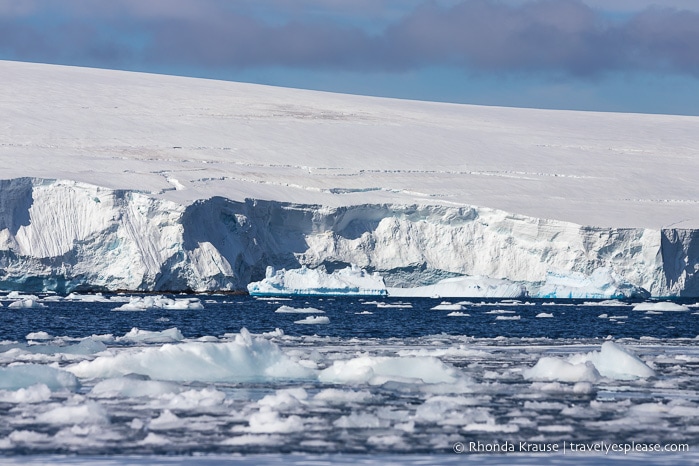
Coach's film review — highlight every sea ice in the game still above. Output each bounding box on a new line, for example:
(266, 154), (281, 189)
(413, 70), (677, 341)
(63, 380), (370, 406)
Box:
(632, 302), (690, 312)
(116, 327), (184, 343)
(0, 384), (51, 403)
(522, 357), (601, 383)
(0, 364), (80, 391)
(68, 328), (315, 382)
(388, 276), (526, 298)
(8, 298), (46, 309)
(25, 331), (52, 341)
(535, 268), (648, 299)
(294, 316), (330, 325)
(569, 341), (656, 380)
(275, 306), (324, 314)
(36, 401), (109, 425)
(318, 355), (459, 385)
(524, 341), (655, 383)
(431, 302), (465, 311)
(248, 265), (387, 297)
(113, 296), (204, 311)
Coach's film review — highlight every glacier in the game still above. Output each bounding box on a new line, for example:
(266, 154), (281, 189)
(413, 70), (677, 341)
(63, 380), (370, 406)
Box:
(2, 61), (699, 297)
(0, 176), (692, 297)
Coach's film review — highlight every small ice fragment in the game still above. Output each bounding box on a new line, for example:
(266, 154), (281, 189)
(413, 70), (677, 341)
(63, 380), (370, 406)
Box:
(294, 316), (330, 325)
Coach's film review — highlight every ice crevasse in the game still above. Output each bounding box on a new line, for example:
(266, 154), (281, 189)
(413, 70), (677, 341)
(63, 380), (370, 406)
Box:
(0, 177), (696, 296)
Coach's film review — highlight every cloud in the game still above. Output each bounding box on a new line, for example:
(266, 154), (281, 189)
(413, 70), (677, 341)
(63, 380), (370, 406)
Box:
(1, 0), (699, 78)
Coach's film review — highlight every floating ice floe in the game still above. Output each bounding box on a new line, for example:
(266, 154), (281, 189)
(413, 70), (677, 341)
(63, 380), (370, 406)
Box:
(535, 312), (554, 318)
(275, 305), (324, 314)
(318, 355), (459, 385)
(248, 265), (387, 297)
(25, 331), (52, 341)
(535, 268), (649, 299)
(0, 364), (80, 391)
(523, 341), (655, 383)
(294, 316), (330, 325)
(7, 298), (46, 309)
(68, 328), (315, 382)
(0, 384), (52, 403)
(112, 295), (204, 311)
(116, 327), (184, 344)
(632, 302), (690, 312)
(65, 293), (113, 302)
(430, 302), (465, 311)
(447, 311), (470, 317)
(388, 276), (526, 298)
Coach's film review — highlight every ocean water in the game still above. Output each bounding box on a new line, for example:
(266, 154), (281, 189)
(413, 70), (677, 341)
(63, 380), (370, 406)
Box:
(1, 294), (698, 465)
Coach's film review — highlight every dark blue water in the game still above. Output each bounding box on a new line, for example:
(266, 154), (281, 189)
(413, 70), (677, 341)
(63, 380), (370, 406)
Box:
(1, 295), (697, 341)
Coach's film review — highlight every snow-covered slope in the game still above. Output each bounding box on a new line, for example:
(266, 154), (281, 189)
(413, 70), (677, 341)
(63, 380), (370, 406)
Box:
(2, 61), (699, 295)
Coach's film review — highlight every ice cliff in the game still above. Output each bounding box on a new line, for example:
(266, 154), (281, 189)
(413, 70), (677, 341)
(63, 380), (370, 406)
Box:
(0, 177), (695, 296)
(2, 62), (699, 297)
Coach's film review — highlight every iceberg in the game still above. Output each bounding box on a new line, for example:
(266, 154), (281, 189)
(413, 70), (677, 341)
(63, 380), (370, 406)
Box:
(389, 276), (527, 298)
(523, 341), (655, 383)
(248, 265), (387, 297)
(534, 268), (649, 299)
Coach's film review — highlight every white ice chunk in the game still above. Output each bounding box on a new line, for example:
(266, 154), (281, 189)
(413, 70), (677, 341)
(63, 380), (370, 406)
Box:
(318, 355), (459, 385)
(447, 311), (470, 317)
(522, 357), (601, 383)
(0, 364), (80, 391)
(294, 316), (330, 325)
(0, 384), (51, 403)
(431, 302), (465, 311)
(68, 328), (314, 382)
(388, 276), (526, 298)
(65, 293), (112, 302)
(248, 265), (387, 297)
(149, 410), (185, 430)
(116, 327), (184, 343)
(524, 341), (655, 383)
(536, 268), (647, 299)
(536, 312), (554, 318)
(25, 331), (52, 341)
(632, 302), (690, 312)
(275, 305), (324, 314)
(569, 341), (656, 380)
(90, 377), (181, 398)
(313, 388), (374, 404)
(36, 401), (109, 425)
(112, 295), (204, 311)
(150, 388), (226, 410)
(8, 298), (46, 309)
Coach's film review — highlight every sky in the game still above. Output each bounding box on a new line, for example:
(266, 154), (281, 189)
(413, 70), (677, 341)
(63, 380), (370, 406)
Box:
(1, 0), (699, 115)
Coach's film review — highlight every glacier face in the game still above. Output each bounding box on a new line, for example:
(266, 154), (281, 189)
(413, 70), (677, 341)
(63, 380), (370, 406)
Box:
(0, 177), (693, 297)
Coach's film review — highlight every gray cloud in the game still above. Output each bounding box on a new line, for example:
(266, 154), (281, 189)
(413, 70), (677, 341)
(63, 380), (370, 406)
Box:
(1, 0), (699, 77)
